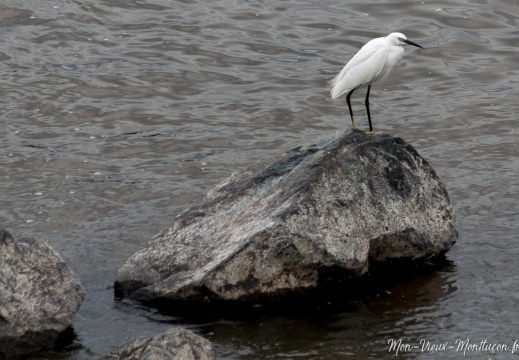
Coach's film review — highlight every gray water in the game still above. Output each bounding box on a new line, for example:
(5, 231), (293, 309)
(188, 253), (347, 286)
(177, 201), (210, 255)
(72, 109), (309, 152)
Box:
(1, 0), (518, 359)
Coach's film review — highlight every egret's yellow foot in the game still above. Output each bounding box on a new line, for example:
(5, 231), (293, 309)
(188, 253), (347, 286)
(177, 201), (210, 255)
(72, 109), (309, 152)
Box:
(351, 117), (357, 129)
(366, 130), (382, 135)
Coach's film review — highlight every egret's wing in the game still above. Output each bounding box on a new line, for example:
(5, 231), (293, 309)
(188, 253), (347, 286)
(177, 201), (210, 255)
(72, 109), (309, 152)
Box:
(332, 38), (384, 81)
(329, 45), (378, 89)
(330, 46), (388, 99)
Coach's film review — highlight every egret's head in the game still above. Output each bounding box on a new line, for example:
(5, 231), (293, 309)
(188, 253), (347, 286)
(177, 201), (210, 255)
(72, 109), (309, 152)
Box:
(388, 32), (424, 49)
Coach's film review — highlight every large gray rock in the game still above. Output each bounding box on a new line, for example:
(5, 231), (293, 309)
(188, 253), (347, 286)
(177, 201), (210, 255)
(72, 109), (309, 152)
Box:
(115, 130), (457, 304)
(101, 328), (215, 360)
(0, 230), (85, 358)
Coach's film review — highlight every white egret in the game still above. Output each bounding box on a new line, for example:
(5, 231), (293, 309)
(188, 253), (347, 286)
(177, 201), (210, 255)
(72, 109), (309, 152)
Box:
(329, 32), (423, 133)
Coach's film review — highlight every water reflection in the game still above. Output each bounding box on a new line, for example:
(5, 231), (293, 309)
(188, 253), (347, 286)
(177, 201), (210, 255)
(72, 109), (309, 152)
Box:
(201, 261), (457, 359)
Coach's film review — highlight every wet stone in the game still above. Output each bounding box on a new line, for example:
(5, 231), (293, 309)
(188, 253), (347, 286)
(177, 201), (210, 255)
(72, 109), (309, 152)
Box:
(114, 129), (457, 307)
(101, 328), (215, 360)
(0, 230), (85, 358)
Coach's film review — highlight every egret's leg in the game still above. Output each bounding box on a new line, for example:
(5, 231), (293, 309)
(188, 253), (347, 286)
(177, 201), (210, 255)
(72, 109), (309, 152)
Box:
(365, 85), (374, 134)
(346, 89), (356, 129)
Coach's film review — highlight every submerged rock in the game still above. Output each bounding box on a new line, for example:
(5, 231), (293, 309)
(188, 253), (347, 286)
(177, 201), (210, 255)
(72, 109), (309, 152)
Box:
(0, 230), (85, 358)
(115, 130), (457, 305)
(101, 328), (215, 360)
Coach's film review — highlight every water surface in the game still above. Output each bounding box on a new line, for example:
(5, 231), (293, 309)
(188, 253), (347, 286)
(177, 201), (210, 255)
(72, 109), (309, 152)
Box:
(1, 0), (518, 358)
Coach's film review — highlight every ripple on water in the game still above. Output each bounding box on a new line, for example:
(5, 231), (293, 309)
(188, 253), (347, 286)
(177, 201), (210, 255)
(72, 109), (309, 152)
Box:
(1, 0), (518, 358)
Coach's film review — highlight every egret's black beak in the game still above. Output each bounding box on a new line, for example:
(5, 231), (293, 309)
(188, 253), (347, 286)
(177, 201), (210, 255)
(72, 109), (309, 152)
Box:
(403, 39), (424, 49)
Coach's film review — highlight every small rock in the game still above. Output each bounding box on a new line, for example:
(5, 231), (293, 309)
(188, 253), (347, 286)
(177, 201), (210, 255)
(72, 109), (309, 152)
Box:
(101, 328), (215, 360)
(115, 130), (457, 305)
(0, 230), (85, 358)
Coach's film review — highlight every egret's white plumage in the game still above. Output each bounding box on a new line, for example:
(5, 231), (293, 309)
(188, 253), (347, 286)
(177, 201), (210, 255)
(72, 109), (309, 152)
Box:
(329, 32), (423, 133)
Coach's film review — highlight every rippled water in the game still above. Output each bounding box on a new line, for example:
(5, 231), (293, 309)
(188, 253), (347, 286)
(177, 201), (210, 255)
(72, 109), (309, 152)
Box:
(1, 0), (517, 359)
